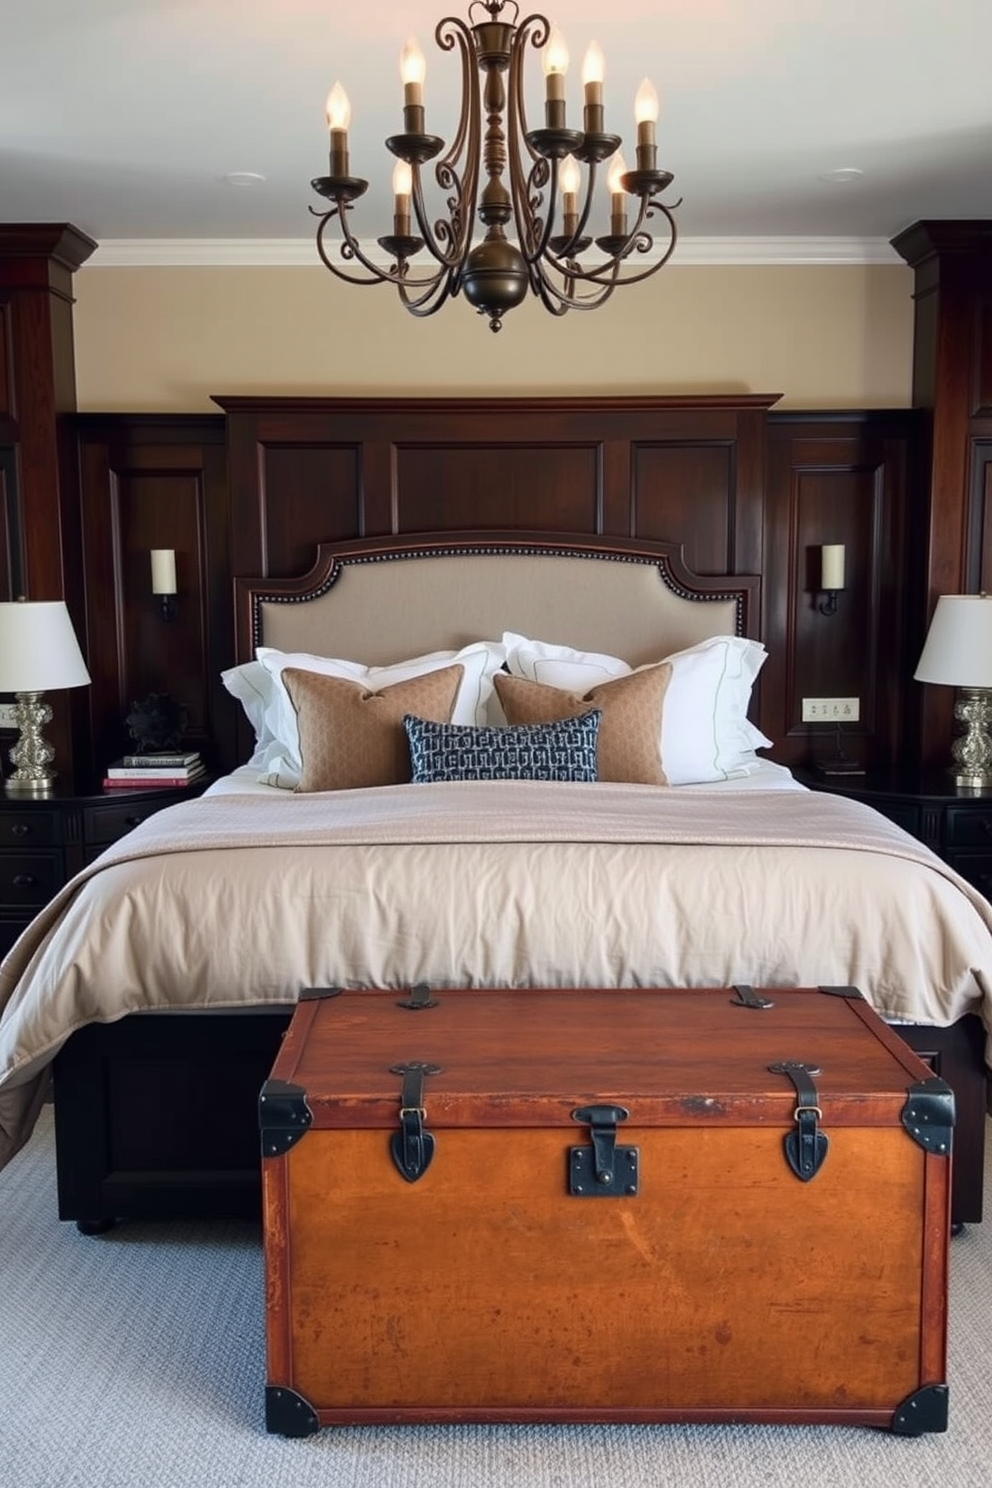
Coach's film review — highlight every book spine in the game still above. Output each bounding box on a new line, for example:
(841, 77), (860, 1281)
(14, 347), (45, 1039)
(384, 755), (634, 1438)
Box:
(121, 754), (200, 768)
(107, 766), (201, 779)
(102, 775), (204, 788)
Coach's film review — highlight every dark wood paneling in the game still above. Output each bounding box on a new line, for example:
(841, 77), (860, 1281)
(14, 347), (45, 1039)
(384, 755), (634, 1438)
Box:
(75, 417), (228, 781)
(765, 414), (916, 770)
(892, 220), (992, 767)
(0, 446), (20, 599)
(0, 300), (12, 418)
(395, 443), (601, 533)
(632, 443), (734, 574)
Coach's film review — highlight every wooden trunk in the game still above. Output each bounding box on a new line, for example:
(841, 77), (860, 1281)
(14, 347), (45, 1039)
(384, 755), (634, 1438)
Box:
(261, 986), (952, 1436)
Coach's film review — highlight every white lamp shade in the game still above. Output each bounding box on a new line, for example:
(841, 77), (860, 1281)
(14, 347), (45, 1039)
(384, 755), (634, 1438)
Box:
(914, 594), (992, 688)
(0, 601), (91, 693)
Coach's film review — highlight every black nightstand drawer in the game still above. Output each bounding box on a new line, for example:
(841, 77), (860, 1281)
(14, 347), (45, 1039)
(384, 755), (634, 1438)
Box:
(867, 802), (921, 836)
(0, 810), (60, 848)
(84, 799), (167, 847)
(0, 852), (62, 907)
(944, 806), (992, 849)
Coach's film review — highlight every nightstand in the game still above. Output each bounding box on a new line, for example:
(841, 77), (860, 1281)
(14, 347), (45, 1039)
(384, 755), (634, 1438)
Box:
(0, 778), (212, 957)
(794, 767), (992, 898)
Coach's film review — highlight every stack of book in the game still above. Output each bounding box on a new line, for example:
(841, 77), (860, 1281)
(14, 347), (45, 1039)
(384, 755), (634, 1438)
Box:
(103, 751), (205, 789)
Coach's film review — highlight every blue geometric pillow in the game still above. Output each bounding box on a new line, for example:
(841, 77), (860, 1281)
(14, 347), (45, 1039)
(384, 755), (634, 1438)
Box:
(403, 710), (602, 783)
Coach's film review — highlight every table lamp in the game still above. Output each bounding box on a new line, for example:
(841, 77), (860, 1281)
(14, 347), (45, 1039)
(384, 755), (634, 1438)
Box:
(914, 593), (992, 787)
(0, 600), (91, 795)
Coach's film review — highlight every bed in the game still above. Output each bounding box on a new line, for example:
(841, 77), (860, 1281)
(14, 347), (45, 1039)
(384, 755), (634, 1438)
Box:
(1, 531), (989, 1230)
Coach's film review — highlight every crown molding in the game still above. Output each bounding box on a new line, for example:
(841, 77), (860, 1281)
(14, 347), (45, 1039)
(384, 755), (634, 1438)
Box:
(86, 235), (903, 269)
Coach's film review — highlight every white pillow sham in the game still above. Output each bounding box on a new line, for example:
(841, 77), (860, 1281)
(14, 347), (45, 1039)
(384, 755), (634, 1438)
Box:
(221, 659), (287, 773)
(254, 640), (507, 788)
(501, 631), (771, 785)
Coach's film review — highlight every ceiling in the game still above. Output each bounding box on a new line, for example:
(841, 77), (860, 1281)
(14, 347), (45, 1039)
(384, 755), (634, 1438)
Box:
(3, 0), (991, 263)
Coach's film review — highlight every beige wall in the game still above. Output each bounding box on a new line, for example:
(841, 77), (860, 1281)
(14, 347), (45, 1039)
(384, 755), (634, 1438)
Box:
(72, 261), (915, 414)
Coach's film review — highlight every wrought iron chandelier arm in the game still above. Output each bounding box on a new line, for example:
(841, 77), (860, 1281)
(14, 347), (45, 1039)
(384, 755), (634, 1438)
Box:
(579, 199), (679, 288)
(401, 17), (480, 269)
(312, 207), (398, 286)
(505, 12), (551, 262)
(530, 252), (623, 313)
(395, 270), (459, 317)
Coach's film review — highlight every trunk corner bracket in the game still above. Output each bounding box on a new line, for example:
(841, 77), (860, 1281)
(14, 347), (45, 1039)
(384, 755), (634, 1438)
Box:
(901, 1077), (955, 1155)
(259, 1079), (313, 1157)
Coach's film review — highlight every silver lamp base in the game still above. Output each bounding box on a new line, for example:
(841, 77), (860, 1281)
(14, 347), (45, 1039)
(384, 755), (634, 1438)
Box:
(4, 691), (58, 796)
(947, 686), (992, 789)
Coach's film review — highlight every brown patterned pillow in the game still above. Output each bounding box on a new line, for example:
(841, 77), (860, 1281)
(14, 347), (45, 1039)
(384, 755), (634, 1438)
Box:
(493, 665), (672, 785)
(282, 664), (463, 791)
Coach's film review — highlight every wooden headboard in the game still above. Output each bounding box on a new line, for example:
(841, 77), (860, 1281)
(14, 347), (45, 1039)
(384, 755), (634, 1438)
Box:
(73, 395), (916, 780)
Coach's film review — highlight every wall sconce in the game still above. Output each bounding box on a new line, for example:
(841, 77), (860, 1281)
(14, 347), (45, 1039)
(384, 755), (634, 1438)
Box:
(151, 549), (177, 621)
(817, 544), (845, 615)
(0, 600), (91, 795)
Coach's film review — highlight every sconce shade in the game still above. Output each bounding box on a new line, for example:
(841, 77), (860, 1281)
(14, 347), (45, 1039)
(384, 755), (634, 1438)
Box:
(0, 601), (91, 692)
(820, 545), (845, 591)
(914, 595), (992, 688)
(151, 549), (177, 596)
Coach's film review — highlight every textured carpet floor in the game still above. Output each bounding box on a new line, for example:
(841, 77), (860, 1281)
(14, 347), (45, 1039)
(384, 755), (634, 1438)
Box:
(1, 1108), (990, 1488)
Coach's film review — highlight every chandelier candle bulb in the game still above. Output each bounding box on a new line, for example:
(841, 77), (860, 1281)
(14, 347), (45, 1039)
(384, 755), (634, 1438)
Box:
(400, 38), (426, 134)
(559, 155), (581, 234)
(542, 26), (569, 130)
(581, 41), (605, 133)
(634, 78), (659, 170)
(325, 82), (351, 177)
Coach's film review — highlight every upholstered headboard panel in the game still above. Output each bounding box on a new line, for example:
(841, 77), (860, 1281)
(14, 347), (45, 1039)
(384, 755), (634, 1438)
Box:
(237, 534), (759, 668)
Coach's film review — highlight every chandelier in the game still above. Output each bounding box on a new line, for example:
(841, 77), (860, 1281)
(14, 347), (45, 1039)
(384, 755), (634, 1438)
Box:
(310, 1), (679, 332)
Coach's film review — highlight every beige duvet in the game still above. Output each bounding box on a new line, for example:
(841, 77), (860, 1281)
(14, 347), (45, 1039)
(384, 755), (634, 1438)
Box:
(2, 780), (992, 1169)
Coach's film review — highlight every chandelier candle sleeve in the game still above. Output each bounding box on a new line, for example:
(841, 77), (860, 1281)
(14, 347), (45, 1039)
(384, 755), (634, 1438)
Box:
(582, 42), (605, 133)
(326, 83), (351, 176)
(392, 161), (413, 235)
(821, 545), (845, 592)
(559, 155), (581, 235)
(400, 38), (426, 134)
(542, 26), (568, 129)
(635, 79), (659, 171)
(609, 155), (629, 236)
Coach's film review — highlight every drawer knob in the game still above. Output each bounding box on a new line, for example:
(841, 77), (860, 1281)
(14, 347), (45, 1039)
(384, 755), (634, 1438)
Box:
(12, 873), (36, 887)
(10, 823), (28, 837)
(979, 819), (992, 838)
(124, 815), (145, 828)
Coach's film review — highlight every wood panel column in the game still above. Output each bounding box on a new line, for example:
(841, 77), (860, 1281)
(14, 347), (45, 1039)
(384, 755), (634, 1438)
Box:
(0, 224), (97, 783)
(891, 220), (992, 770)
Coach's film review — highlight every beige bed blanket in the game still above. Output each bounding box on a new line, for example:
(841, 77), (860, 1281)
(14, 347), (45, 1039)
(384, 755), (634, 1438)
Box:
(2, 780), (992, 1168)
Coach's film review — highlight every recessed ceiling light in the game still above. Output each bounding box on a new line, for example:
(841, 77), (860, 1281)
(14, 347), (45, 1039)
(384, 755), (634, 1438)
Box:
(818, 167), (864, 185)
(223, 172), (266, 187)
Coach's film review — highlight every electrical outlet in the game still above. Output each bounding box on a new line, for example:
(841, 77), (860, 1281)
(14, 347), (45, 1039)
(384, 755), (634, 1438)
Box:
(801, 697), (860, 723)
(0, 702), (18, 729)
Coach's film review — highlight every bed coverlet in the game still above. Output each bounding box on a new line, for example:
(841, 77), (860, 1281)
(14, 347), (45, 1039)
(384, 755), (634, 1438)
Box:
(2, 781), (992, 1169)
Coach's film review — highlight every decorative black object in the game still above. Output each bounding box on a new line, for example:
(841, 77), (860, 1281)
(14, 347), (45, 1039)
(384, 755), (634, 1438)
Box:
(124, 692), (188, 753)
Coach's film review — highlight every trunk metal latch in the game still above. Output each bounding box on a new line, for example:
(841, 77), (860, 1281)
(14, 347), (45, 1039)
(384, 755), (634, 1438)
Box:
(569, 1104), (639, 1197)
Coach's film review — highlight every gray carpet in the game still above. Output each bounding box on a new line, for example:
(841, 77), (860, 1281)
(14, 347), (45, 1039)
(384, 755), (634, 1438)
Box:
(1, 1108), (990, 1488)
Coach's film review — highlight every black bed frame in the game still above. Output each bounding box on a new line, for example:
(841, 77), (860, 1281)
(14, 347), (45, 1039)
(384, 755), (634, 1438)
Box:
(52, 1006), (987, 1232)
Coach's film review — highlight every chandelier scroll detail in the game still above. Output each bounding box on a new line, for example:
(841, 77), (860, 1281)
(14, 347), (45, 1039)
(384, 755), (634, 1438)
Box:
(310, 0), (680, 332)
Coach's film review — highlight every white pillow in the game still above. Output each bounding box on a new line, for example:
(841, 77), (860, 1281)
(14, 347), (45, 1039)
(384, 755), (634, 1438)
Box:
(501, 631), (771, 785)
(221, 660), (287, 772)
(255, 640), (507, 788)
